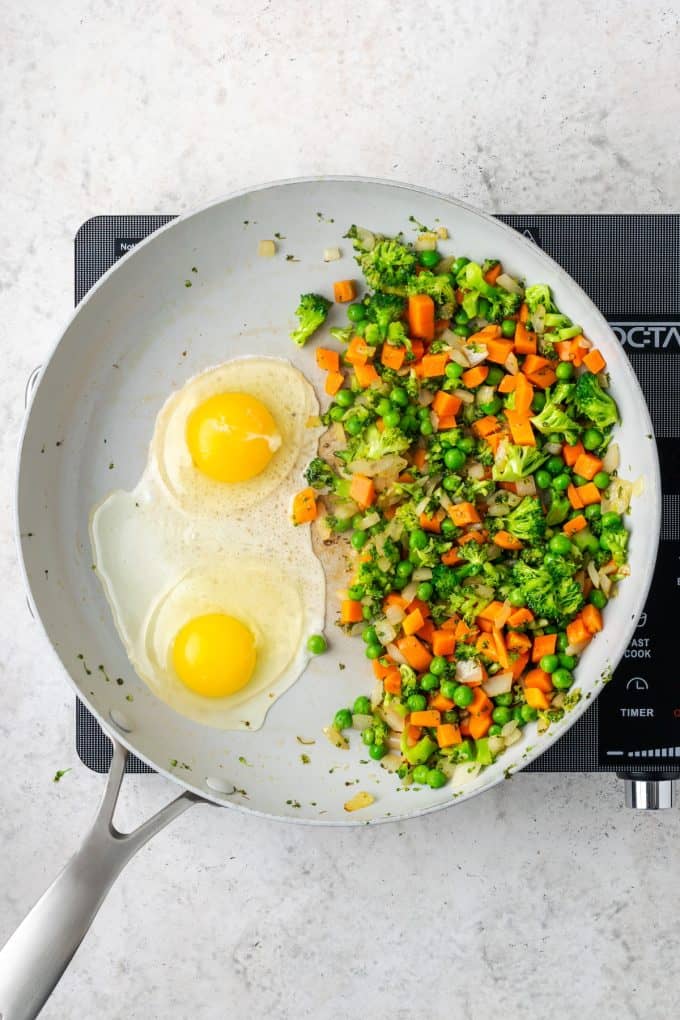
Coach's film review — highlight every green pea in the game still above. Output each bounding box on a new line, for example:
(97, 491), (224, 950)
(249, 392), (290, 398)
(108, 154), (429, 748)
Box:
(589, 589), (607, 610)
(512, 706), (525, 723)
(492, 706), (513, 725)
(584, 504), (602, 522)
(458, 436), (476, 454)
(410, 529), (428, 550)
(417, 582), (433, 602)
(332, 516), (352, 533)
(420, 420), (434, 436)
(536, 469), (552, 489)
(396, 559), (414, 580)
(601, 511), (622, 529)
(407, 693), (427, 712)
(362, 605), (373, 620)
(556, 632), (569, 653)
(418, 248), (441, 268)
(440, 679), (458, 700)
(532, 392), (546, 412)
(453, 685), (473, 708)
(445, 361), (464, 380)
(494, 692), (514, 707)
(430, 656), (448, 677)
(549, 534), (573, 556)
(427, 768), (447, 789)
(444, 447), (466, 471)
(552, 668), (574, 690)
(477, 297), (491, 320)
(334, 708), (353, 730)
(547, 455), (564, 475)
(345, 416), (363, 436)
(442, 710), (459, 724)
(486, 365), (504, 385)
(347, 303), (366, 323)
(507, 588), (526, 608)
(593, 471), (610, 490)
(552, 473), (571, 492)
(572, 474), (588, 487)
(583, 428), (603, 451)
(501, 319), (516, 338)
(555, 361), (574, 380)
(362, 626), (377, 645)
(420, 672), (439, 691)
(361, 727), (375, 746)
(559, 654), (577, 670)
(376, 397), (392, 417)
(329, 405), (345, 421)
(365, 644), (382, 660)
(353, 695), (372, 715)
(548, 433), (562, 445)
(307, 634), (328, 655)
(521, 704), (538, 723)
(383, 410), (401, 428)
(351, 530), (367, 551)
(539, 654), (560, 673)
(453, 324), (472, 338)
(488, 724), (503, 736)
(443, 474), (460, 492)
(412, 764), (430, 784)
(347, 584), (364, 600)
(480, 396), (502, 415)
(369, 742), (387, 760)
(418, 405), (431, 421)
(454, 309), (470, 325)
(335, 388), (354, 408)
(452, 256), (470, 276)
(391, 386), (408, 407)
(441, 518), (457, 538)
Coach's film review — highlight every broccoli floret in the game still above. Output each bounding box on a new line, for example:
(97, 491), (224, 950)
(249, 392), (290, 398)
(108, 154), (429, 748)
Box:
(462, 477), (496, 502)
(599, 525), (629, 566)
(455, 261), (499, 319)
(486, 288), (522, 322)
(431, 564), (459, 601)
(544, 313), (573, 331)
(344, 225), (384, 252)
(355, 558), (392, 610)
(492, 443), (549, 481)
(329, 325), (354, 344)
(457, 541), (489, 568)
(475, 442), (495, 467)
(358, 238), (417, 294)
(524, 284), (557, 315)
(410, 537), (448, 569)
(363, 292), (406, 339)
(504, 497), (547, 543)
(551, 381), (576, 406)
(512, 560), (584, 624)
(304, 457), (351, 499)
(346, 424), (410, 461)
(448, 586), (493, 624)
(291, 293), (331, 347)
(531, 394), (580, 436)
(575, 372), (619, 429)
(394, 501), (420, 531)
(407, 272), (455, 310)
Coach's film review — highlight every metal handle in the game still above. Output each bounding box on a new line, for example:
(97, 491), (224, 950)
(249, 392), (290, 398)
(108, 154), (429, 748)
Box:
(0, 738), (203, 1020)
(624, 778), (674, 810)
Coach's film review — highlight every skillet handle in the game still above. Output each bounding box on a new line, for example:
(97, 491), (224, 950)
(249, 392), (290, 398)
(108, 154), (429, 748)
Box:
(0, 738), (202, 1020)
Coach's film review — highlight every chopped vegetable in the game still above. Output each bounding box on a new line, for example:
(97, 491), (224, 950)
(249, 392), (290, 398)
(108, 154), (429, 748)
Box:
(291, 293), (332, 347)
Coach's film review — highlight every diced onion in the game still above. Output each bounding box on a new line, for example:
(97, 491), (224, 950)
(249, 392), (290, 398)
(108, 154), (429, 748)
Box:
(602, 442), (620, 473)
(504, 351), (519, 375)
(348, 455), (407, 478)
(439, 490), (452, 510)
(386, 642), (407, 665)
(357, 511), (380, 530)
(377, 556), (392, 572)
(257, 239), (276, 257)
(415, 232), (438, 251)
(323, 725), (348, 750)
(434, 254), (455, 275)
(418, 389), (435, 406)
(601, 477), (633, 515)
(530, 307), (546, 334)
(631, 476), (645, 498)
(351, 713), (374, 731)
(504, 728), (523, 747)
(385, 604), (406, 626)
(344, 791), (374, 812)
(436, 226), (449, 239)
(349, 622), (365, 638)
(496, 273), (524, 295)
(566, 639), (590, 656)
(483, 671), (514, 697)
(587, 561), (601, 588)
(375, 619), (397, 645)
(412, 567), (433, 581)
(401, 580), (419, 604)
(323, 247), (341, 262)
(489, 735), (506, 756)
(451, 762), (482, 786)
(453, 387), (475, 404)
(599, 573), (613, 597)
(380, 752), (402, 772)
(515, 475), (537, 497)
(487, 501), (511, 517)
(467, 461), (486, 481)
(471, 583), (495, 599)
(545, 442), (562, 455)
(501, 719), (519, 738)
(450, 349), (470, 368)
(456, 659), (484, 685)
(371, 680), (383, 709)
(353, 227), (376, 251)
(379, 705), (406, 732)
(477, 385), (496, 406)
(465, 345), (489, 367)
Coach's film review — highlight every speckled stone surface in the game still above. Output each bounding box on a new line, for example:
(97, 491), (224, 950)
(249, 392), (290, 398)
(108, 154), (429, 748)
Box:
(2, 2), (680, 1018)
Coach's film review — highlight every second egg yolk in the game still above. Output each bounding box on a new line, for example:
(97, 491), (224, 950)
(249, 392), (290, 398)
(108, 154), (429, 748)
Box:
(172, 612), (256, 697)
(186, 392), (281, 483)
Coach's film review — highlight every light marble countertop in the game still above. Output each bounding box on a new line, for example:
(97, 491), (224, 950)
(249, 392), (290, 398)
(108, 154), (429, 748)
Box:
(2, 2), (680, 1018)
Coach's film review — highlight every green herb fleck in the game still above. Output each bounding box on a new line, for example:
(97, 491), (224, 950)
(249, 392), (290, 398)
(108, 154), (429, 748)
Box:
(296, 735), (315, 745)
(285, 254), (300, 262)
(300, 754), (311, 765)
(184, 280), (192, 288)
(238, 756), (253, 767)
(53, 768), (71, 783)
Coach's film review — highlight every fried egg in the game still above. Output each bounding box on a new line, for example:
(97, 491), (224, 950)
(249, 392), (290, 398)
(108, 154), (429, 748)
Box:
(90, 356), (325, 730)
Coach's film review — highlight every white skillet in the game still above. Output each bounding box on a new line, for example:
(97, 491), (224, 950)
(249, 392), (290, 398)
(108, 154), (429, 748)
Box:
(0, 178), (660, 1020)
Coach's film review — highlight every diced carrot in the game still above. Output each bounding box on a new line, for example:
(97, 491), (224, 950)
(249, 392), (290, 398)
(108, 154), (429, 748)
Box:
(340, 599), (363, 624)
(409, 709), (441, 727)
(383, 668), (402, 695)
(498, 374), (517, 393)
(468, 713), (492, 739)
(381, 343), (406, 370)
(455, 618), (475, 643)
(484, 262), (503, 285)
(419, 509), (444, 533)
(555, 339), (578, 363)
(522, 354), (550, 376)
(421, 352), (449, 377)
(459, 530), (487, 546)
(510, 650), (530, 680)
(461, 365), (489, 389)
(384, 592), (408, 611)
(412, 447), (427, 470)
(468, 324), (502, 344)
(333, 279), (356, 303)
(410, 340), (425, 360)
(316, 348), (339, 373)
(405, 724), (423, 746)
(375, 418), (385, 432)
(349, 473), (376, 508)
(435, 318), (451, 334)
(345, 335), (370, 365)
(566, 616), (591, 646)
(563, 514), (587, 536)
(432, 390), (463, 418)
(430, 692), (455, 712)
(506, 630), (532, 653)
(402, 607), (425, 636)
(437, 414), (458, 430)
(576, 482), (601, 505)
(514, 373), (534, 416)
(398, 472), (414, 483)
(582, 604), (603, 634)
(514, 320), (537, 356)
(354, 362), (379, 388)
(574, 452), (603, 481)
(486, 430), (506, 455)
(528, 364), (557, 388)
(436, 723), (462, 747)
(507, 607), (534, 628)
(292, 487), (317, 525)
(475, 632), (496, 658)
(498, 481), (518, 493)
(397, 636), (432, 672)
(563, 441), (585, 467)
(567, 483), (584, 510)
(492, 627), (510, 669)
(472, 415), (502, 438)
(469, 688), (493, 716)
(449, 501), (481, 526)
(583, 348), (606, 374)
(406, 597), (432, 620)
(477, 601), (512, 626)
(407, 293), (436, 340)
(493, 530), (523, 551)
(519, 302), (529, 323)
(440, 616), (460, 632)
(441, 548), (461, 566)
(532, 634), (557, 662)
(432, 630), (456, 656)
(325, 371), (344, 396)
(372, 656), (395, 680)
(571, 337), (588, 367)
(506, 412), (535, 446)
(486, 337), (515, 364)
(524, 686), (549, 710)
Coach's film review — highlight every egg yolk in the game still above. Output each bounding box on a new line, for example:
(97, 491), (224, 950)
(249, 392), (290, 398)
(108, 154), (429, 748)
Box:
(186, 392), (281, 483)
(172, 613), (256, 697)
